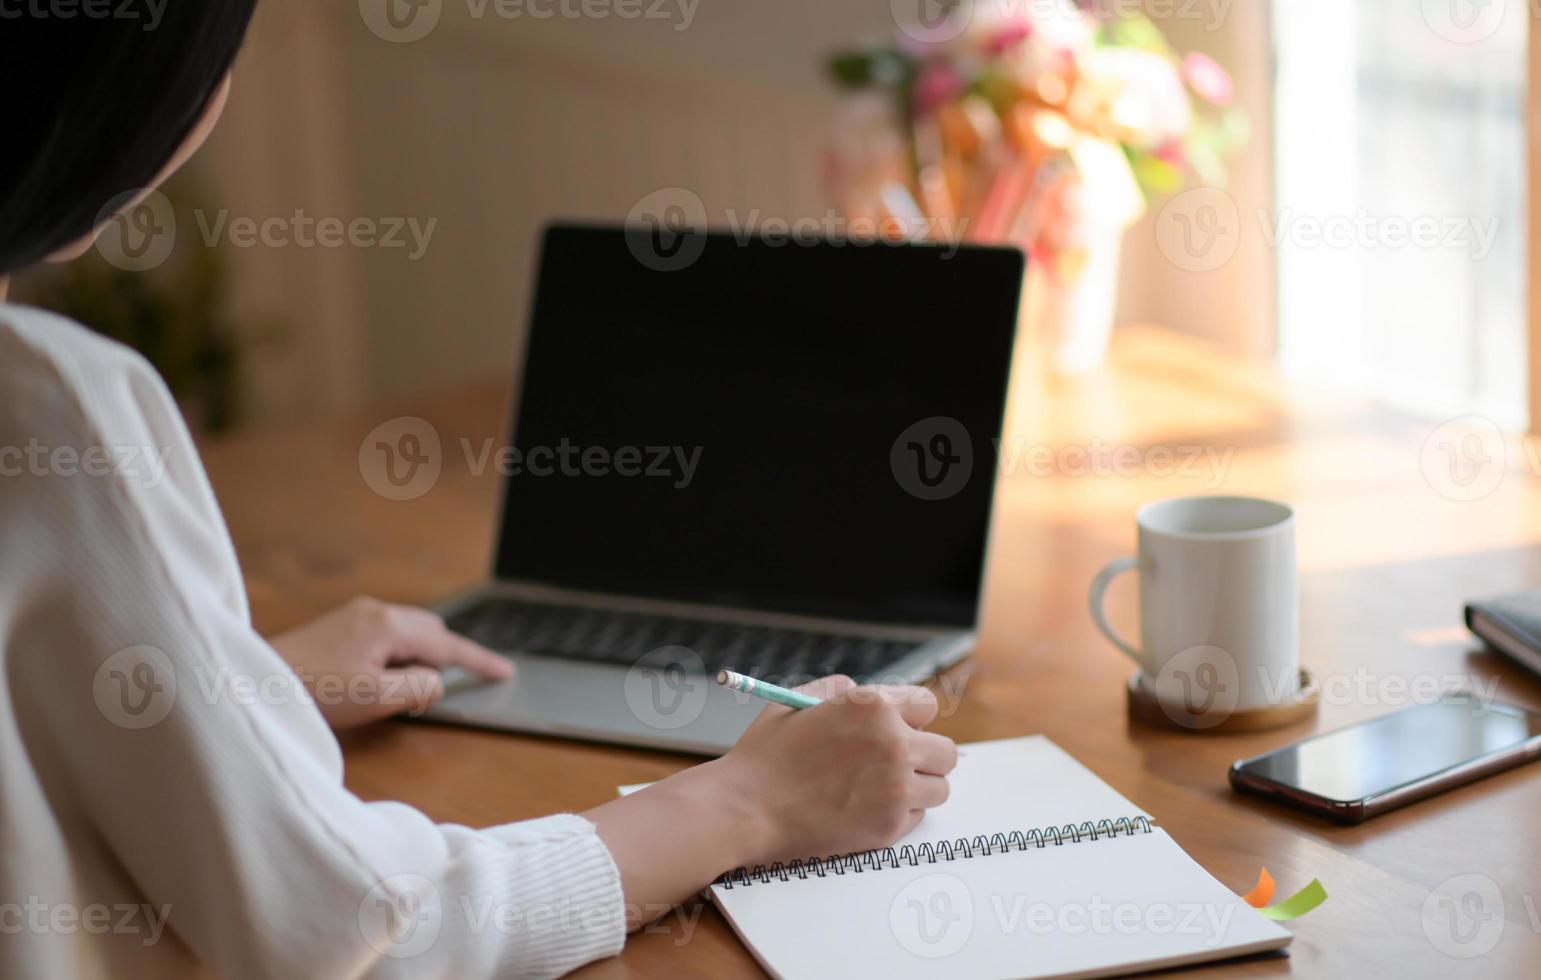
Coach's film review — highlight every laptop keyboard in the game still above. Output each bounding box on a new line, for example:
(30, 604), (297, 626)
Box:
(445, 598), (926, 683)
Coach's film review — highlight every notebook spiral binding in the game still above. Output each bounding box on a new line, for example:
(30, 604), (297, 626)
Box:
(717, 815), (1154, 889)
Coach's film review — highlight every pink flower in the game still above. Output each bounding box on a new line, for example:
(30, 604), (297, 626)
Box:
(1183, 52), (1233, 107)
(1154, 139), (1186, 165)
(912, 61), (965, 115)
(985, 18), (1033, 56)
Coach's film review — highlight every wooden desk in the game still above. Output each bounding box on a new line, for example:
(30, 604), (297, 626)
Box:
(203, 326), (1541, 977)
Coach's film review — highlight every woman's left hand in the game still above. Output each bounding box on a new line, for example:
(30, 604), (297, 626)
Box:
(268, 597), (514, 729)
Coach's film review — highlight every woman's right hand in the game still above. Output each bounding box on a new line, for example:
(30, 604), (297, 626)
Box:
(582, 674), (957, 931)
(713, 675), (958, 867)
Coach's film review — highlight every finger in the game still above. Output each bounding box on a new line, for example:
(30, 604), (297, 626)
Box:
(909, 732), (959, 776)
(876, 685), (939, 729)
(382, 666), (446, 718)
(389, 608), (514, 680)
(382, 603), (446, 632)
(910, 773), (951, 810)
(435, 631), (515, 680)
(795, 674), (857, 701)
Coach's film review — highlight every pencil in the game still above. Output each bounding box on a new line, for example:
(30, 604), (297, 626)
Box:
(716, 670), (823, 710)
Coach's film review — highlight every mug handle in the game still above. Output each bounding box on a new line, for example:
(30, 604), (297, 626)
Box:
(1089, 556), (1145, 669)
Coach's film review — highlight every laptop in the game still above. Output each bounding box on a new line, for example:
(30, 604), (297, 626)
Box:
(426, 223), (1025, 754)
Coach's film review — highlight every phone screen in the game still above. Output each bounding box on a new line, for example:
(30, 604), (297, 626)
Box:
(1239, 695), (1541, 802)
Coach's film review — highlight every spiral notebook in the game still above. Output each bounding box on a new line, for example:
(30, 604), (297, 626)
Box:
(641, 736), (1292, 979)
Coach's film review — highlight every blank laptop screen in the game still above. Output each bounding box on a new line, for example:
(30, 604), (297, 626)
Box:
(493, 225), (1024, 627)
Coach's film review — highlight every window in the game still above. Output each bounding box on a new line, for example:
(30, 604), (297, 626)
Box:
(1273, 0), (1527, 426)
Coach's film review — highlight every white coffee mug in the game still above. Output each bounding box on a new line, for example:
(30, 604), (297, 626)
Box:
(1089, 496), (1299, 715)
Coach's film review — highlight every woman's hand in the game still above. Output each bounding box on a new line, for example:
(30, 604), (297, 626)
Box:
(268, 597), (513, 729)
(713, 675), (958, 865)
(583, 674), (956, 930)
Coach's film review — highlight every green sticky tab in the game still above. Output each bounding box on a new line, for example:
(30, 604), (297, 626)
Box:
(1258, 879), (1328, 920)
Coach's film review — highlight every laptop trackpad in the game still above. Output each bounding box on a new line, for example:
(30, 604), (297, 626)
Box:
(427, 654), (760, 754)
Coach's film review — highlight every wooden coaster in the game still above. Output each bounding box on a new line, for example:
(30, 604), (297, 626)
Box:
(1126, 668), (1320, 734)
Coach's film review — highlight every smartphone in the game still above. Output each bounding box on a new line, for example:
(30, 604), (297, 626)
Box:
(1229, 693), (1541, 824)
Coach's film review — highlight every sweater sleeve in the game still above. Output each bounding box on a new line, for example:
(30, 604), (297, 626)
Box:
(6, 331), (626, 979)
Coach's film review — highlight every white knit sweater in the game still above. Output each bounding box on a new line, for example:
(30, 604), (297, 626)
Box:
(0, 305), (626, 979)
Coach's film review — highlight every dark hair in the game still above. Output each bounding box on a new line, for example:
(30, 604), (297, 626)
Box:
(0, 1), (259, 274)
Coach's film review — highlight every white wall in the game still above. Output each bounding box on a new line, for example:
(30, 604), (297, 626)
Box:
(200, 0), (1276, 424)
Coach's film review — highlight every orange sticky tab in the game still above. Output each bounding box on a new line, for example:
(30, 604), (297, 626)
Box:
(1242, 867), (1276, 908)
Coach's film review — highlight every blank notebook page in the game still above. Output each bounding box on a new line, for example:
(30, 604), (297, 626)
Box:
(708, 736), (1290, 980)
(884, 736), (1149, 844)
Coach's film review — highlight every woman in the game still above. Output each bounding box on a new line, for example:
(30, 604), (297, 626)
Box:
(0, 5), (958, 978)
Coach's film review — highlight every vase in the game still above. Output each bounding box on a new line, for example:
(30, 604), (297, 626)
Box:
(1021, 222), (1126, 374)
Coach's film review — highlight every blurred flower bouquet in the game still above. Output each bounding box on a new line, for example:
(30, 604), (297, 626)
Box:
(827, 0), (1246, 371)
